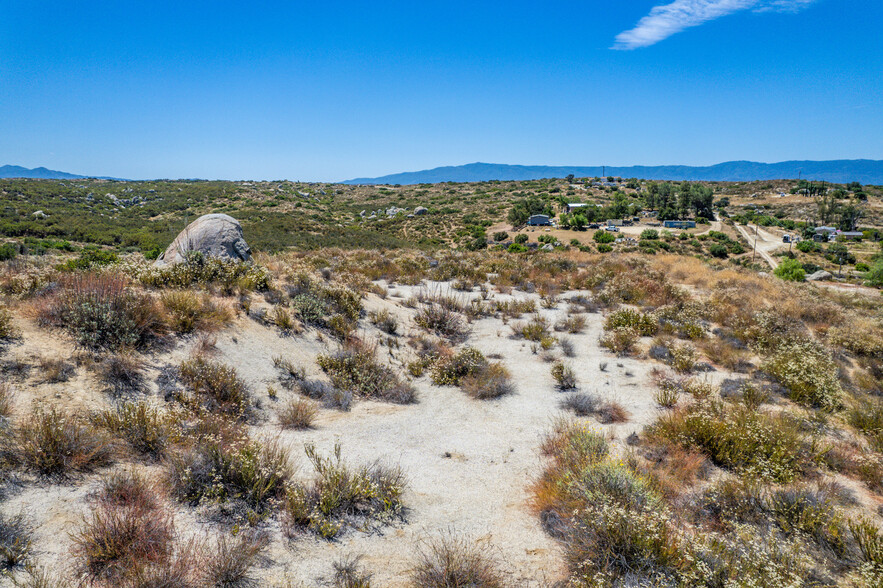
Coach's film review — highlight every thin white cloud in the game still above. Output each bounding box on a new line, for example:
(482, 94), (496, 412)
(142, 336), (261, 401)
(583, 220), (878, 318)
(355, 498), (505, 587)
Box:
(613, 0), (815, 50)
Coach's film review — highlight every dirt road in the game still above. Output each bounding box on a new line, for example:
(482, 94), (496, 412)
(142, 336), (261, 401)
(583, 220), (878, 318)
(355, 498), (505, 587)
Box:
(735, 223), (786, 269)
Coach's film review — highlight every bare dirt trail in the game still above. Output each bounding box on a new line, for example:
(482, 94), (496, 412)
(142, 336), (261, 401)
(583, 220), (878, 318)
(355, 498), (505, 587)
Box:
(735, 223), (786, 269)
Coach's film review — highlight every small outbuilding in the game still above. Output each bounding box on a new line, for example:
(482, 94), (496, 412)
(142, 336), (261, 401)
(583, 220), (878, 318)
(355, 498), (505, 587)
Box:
(527, 214), (551, 226)
(663, 220), (696, 229)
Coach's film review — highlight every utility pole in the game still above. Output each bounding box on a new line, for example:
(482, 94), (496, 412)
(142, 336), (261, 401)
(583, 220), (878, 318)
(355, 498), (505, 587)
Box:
(752, 223), (758, 263)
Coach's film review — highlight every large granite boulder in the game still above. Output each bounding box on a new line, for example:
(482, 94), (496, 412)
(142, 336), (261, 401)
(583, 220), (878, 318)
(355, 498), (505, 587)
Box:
(806, 270), (833, 282)
(154, 214), (251, 267)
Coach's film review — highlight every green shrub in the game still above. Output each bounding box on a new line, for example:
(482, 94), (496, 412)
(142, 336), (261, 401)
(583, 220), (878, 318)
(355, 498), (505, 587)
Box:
(0, 304), (19, 340)
(137, 253), (270, 291)
(709, 243), (728, 258)
(865, 259), (883, 287)
(647, 400), (806, 483)
(57, 247), (118, 271)
(92, 401), (179, 460)
(551, 362), (577, 390)
(430, 347), (487, 386)
(774, 258), (806, 282)
(640, 229), (659, 240)
(179, 357), (251, 417)
(762, 339), (842, 410)
(796, 240), (819, 253)
(594, 231), (615, 244)
(317, 343), (416, 404)
(284, 443), (406, 539)
(597, 243), (613, 253)
(169, 431), (293, 513)
(600, 326), (639, 354)
(414, 304), (468, 341)
(605, 309), (657, 336)
(36, 273), (164, 350)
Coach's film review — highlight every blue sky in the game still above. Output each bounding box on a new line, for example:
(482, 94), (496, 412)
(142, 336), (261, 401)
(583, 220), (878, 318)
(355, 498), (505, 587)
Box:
(1, 0), (880, 181)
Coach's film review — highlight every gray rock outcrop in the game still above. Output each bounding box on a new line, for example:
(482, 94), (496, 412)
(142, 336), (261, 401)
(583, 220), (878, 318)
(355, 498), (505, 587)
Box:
(154, 214), (251, 267)
(806, 270), (833, 282)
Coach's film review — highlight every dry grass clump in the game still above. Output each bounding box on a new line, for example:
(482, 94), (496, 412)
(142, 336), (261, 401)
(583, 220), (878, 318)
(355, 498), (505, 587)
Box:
(284, 443), (406, 539)
(161, 289), (232, 334)
(35, 273), (164, 350)
(848, 396), (883, 451)
(333, 555), (372, 588)
(278, 398), (318, 429)
(559, 393), (629, 423)
(169, 426), (293, 515)
(414, 303), (468, 342)
(298, 379), (353, 411)
(92, 400), (180, 460)
(0, 512), (32, 571)
(0, 382), (12, 418)
(272, 355), (306, 388)
(317, 342), (416, 404)
(411, 534), (505, 588)
(459, 363), (513, 400)
(179, 356), (251, 417)
(653, 380), (680, 408)
(99, 353), (146, 397)
(551, 362), (577, 390)
(368, 309), (398, 335)
(828, 319), (883, 357)
(556, 314), (586, 334)
(558, 336), (576, 357)
(15, 406), (113, 477)
(37, 356), (75, 383)
(72, 471), (174, 583)
(511, 315), (550, 342)
(492, 298), (537, 319)
(202, 532), (268, 588)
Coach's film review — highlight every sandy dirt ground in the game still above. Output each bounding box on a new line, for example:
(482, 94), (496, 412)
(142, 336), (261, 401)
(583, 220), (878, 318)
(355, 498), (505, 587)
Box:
(1, 281), (747, 587)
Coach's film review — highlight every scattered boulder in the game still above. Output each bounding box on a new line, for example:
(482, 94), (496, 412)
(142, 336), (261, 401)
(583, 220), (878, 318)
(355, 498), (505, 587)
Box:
(32, 210), (46, 218)
(414, 206), (428, 215)
(806, 270), (833, 282)
(154, 213), (251, 267)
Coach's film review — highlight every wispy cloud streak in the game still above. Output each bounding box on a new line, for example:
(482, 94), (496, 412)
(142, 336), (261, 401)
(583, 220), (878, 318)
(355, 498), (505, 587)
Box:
(613, 0), (815, 50)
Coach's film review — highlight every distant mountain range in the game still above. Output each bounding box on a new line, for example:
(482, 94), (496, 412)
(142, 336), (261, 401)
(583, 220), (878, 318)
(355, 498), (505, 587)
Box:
(0, 165), (87, 179)
(343, 160), (883, 185)
(4, 160), (883, 184)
